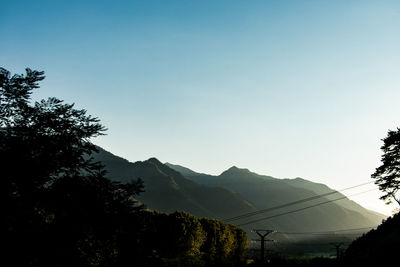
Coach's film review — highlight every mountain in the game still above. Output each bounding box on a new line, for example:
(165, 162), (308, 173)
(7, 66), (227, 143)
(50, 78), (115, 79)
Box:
(165, 163), (386, 235)
(92, 147), (385, 244)
(93, 147), (257, 219)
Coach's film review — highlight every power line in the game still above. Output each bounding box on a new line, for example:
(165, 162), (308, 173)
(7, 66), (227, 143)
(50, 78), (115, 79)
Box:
(237, 188), (377, 226)
(224, 181), (374, 222)
(237, 188), (378, 227)
(276, 226), (376, 235)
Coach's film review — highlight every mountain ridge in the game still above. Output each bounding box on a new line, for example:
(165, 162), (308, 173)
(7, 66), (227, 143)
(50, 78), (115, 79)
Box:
(166, 162), (384, 218)
(93, 147), (386, 242)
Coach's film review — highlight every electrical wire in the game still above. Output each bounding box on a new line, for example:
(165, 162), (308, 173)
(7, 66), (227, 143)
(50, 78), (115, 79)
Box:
(276, 226), (376, 235)
(237, 188), (378, 227)
(224, 181), (374, 222)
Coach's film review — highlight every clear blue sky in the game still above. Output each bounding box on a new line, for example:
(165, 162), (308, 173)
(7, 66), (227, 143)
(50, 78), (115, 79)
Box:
(1, 0), (400, 215)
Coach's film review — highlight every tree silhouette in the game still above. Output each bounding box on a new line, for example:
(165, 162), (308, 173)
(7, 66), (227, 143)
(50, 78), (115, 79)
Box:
(0, 67), (144, 266)
(372, 128), (400, 206)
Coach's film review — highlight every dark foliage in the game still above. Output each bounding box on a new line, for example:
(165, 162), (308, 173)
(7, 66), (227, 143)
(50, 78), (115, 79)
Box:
(138, 210), (248, 267)
(372, 128), (400, 205)
(344, 212), (400, 264)
(0, 67), (145, 266)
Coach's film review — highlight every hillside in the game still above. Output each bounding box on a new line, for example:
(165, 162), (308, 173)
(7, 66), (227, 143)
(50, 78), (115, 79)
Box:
(93, 147), (385, 244)
(94, 147), (257, 219)
(345, 212), (400, 263)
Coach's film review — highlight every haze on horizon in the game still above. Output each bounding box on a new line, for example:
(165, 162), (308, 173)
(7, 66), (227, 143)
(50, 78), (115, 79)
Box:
(1, 0), (399, 215)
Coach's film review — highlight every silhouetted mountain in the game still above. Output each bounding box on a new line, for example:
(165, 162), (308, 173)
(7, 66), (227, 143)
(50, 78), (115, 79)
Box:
(94, 147), (257, 219)
(93, 148), (385, 244)
(165, 163), (386, 238)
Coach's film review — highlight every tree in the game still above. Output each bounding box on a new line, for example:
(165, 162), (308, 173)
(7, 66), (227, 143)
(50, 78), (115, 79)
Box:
(0, 67), (106, 203)
(372, 128), (400, 206)
(0, 67), (144, 266)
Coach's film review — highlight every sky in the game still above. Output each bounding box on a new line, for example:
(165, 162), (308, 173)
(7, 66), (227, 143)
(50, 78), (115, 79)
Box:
(1, 0), (400, 215)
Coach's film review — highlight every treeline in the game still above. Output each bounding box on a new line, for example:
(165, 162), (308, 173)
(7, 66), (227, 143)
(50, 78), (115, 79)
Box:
(0, 67), (247, 267)
(137, 210), (248, 266)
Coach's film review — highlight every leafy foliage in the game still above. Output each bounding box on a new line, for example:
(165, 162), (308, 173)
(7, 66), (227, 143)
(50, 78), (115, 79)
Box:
(200, 218), (248, 265)
(139, 210), (248, 266)
(372, 128), (400, 205)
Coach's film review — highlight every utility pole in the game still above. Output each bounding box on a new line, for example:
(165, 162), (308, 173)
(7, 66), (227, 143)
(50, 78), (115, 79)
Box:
(252, 229), (275, 262)
(331, 242), (344, 260)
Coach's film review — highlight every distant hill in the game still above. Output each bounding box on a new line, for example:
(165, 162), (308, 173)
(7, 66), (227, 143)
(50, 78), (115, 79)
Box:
(93, 147), (385, 244)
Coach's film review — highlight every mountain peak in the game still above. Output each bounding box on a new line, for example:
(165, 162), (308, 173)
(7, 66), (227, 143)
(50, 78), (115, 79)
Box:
(227, 166), (241, 171)
(147, 157), (162, 165)
(221, 166), (251, 176)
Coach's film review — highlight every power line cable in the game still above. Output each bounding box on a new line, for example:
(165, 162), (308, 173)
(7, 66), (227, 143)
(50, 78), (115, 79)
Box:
(276, 226), (376, 235)
(237, 188), (378, 227)
(224, 181), (374, 222)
